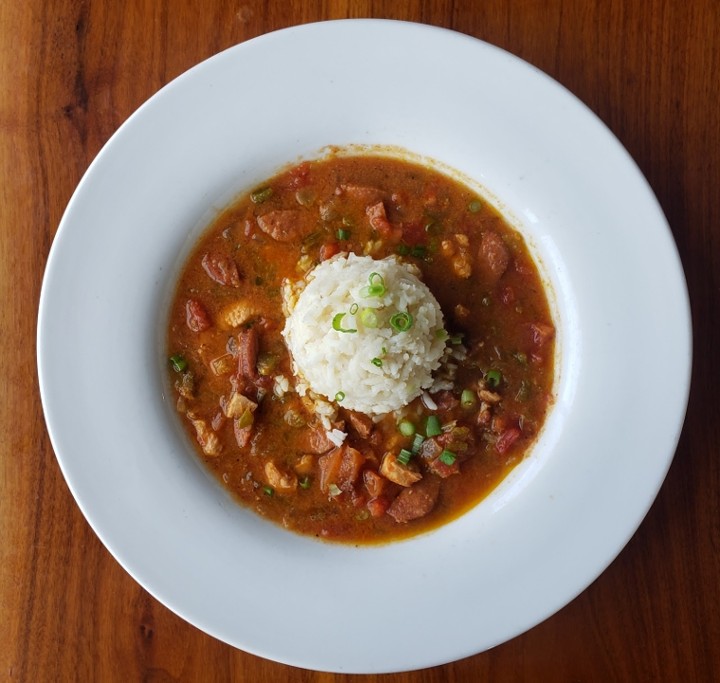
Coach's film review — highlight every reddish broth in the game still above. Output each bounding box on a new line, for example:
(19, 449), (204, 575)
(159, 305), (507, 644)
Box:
(166, 153), (555, 544)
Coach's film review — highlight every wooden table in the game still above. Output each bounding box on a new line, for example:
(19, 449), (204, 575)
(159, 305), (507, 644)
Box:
(2, 1), (717, 680)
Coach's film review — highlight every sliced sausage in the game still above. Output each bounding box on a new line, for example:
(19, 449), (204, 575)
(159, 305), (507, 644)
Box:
(236, 328), (259, 381)
(256, 209), (304, 242)
(201, 252), (241, 287)
(387, 476), (441, 523)
(366, 201), (393, 237)
(299, 427), (336, 454)
(186, 299), (211, 332)
(345, 410), (374, 439)
(477, 231), (510, 285)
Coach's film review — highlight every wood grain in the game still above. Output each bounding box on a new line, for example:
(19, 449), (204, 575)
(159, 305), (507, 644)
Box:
(2, 0), (718, 680)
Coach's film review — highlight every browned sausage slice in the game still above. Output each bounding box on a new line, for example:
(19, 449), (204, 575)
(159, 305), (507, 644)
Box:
(478, 231), (510, 285)
(387, 476), (441, 523)
(256, 209), (303, 242)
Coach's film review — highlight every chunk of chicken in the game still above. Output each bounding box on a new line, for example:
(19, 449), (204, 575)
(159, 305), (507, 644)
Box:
(380, 451), (422, 487)
(478, 389), (501, 404)
(219, 300), (259, 329)
(187, 414), (221, 457)
(264, 461), (298, 494)
(440, 235), (472, 278)
(221, 391), (258, 419)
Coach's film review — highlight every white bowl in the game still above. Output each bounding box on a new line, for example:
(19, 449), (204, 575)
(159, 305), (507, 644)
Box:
(37, 20), (691, 673)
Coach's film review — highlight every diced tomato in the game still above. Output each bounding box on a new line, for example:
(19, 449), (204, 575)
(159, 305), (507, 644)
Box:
(363, 470), (386, 498)
(367, 496), (390, 518)
(429, 456), (460, 478)
(366, 201), (402, 241)
(288, 161), (311, 188)
(319, 242), (340, 261)
(186, 299), (211, 332)
(351, 490), (368, 508)
(400, 221), (428, 245)
(495, 427), (521, 455)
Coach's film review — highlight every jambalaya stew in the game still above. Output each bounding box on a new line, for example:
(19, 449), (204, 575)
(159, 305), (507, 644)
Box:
(166, 152), (555, 543)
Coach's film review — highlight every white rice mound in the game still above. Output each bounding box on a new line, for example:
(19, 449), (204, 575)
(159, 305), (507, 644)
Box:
(282, 253), (447, 415)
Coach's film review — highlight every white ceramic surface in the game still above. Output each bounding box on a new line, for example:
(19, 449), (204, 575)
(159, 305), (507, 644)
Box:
(37, 20), (691, 673)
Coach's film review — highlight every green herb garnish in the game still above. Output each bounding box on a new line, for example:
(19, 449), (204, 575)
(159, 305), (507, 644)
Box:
(169, 354), (187, 373)
(332, 312), (357, 333)
(389, 311), (413, 332)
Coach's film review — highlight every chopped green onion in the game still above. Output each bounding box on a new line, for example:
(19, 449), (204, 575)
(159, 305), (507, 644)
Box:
(371, 357), (383, 367)
(439, 450), (457, 465)
(410, 245), (427, 258)
(262, 485), (275, 496)
(426, 415), (442, 437)
(328, 483), (341, 497)
(396, 243), (410, 256)
(332, 312), (357, 333)
(349, 303), (359, 315)
(398, 420), (416, 437)
(389, 311), (414, 332)
(335, 391), (345, 402)
(299, 477), (311, 489)
(486, 370), (502, 387)
(411, 433), (426, 454)
(169, 354), (187, 373)
(360, 307), (379, 328)
(360, 272), (386, 298)
(435, 329), (449, 340)
(337, 228), (350, 240)
(468, 199), (482, 213)
(461, 389), (477, 408)
(250, 187), (273, 204)
(397, 448), (413, 466)
(449, 334), (464, 345)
